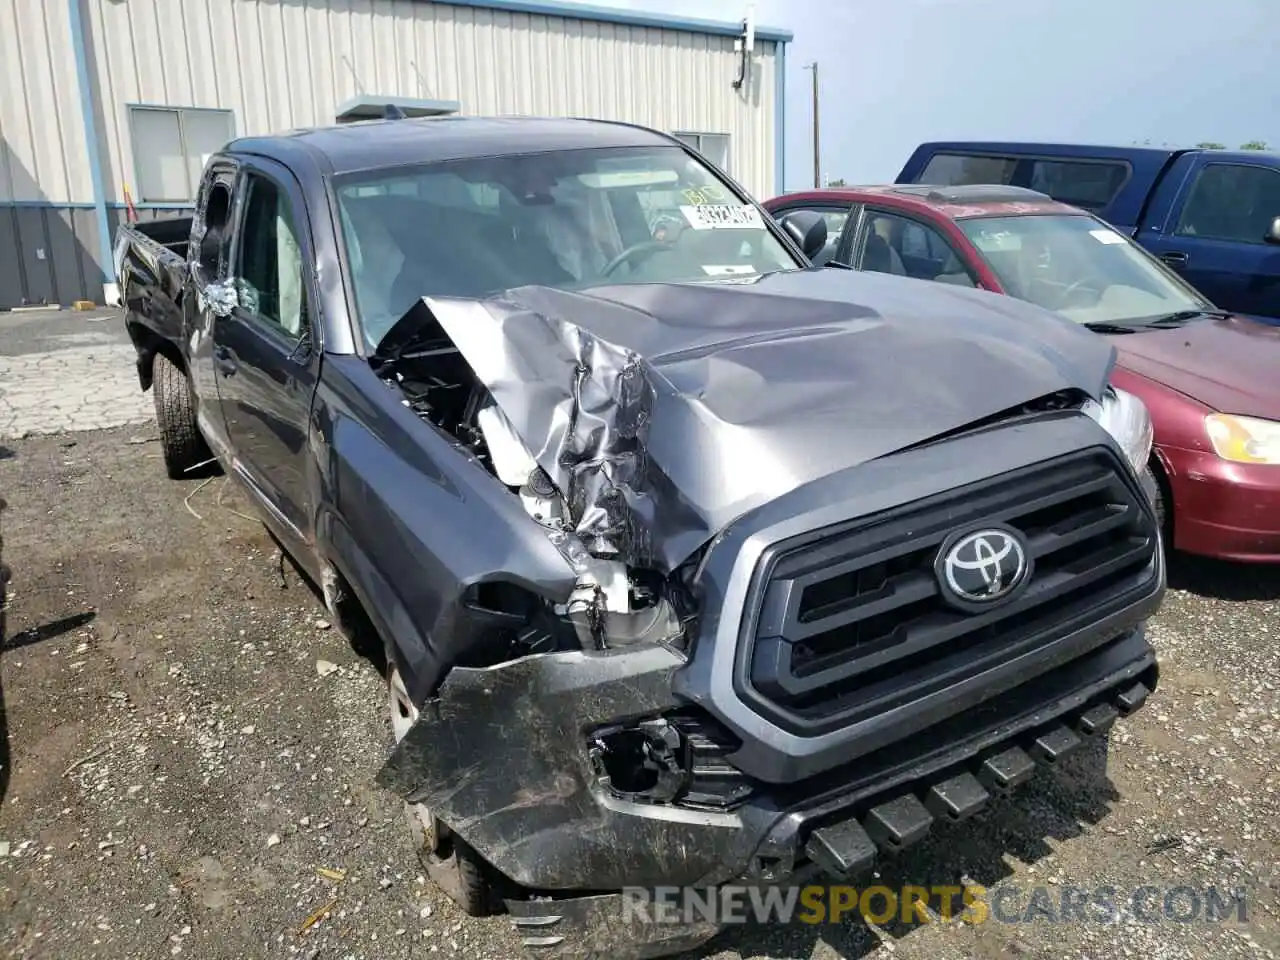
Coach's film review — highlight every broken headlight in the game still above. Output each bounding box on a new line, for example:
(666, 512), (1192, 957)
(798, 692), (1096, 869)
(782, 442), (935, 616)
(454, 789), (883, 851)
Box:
(1084, 386), (1154, 475)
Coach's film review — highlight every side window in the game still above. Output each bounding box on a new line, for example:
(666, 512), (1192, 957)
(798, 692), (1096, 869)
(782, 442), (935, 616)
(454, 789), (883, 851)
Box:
(861, 211), (976, 287)
(775, 205), (852, 265)
(237, 174), (307, 340)
(197, 181), (232, 280)
(1175, 164), (1280, 243)
(1027, 160), (1128, 212)
(918, 153), (1018, 186)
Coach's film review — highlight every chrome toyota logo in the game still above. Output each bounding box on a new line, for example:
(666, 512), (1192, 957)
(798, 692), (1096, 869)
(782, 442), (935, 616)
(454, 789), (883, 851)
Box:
(936, 526), (1032, 609)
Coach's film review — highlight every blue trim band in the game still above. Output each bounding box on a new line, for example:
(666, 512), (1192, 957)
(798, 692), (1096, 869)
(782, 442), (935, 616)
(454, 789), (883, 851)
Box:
(432, 0), (792, 41)
(68, 0), (115, 284)
(0, 201), (95, 209)
(1, 201), (196, 210)
(774, 41), (786, 196)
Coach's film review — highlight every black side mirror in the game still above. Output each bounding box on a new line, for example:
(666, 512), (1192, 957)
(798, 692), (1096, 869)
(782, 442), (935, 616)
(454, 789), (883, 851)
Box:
(779, 210), (829, 261)
(1265, 216), (1280, 245)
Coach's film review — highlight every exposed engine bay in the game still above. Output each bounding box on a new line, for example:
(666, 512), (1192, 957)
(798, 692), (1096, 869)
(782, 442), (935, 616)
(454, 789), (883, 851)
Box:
(366, 275), (1122, 681)
(373, 331), (687, 661)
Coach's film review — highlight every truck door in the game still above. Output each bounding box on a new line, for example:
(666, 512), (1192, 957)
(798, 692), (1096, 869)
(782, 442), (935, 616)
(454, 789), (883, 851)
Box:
(211, 156), (321, 552)
(187, 165), (238, 453)
(1139, 158), (1280, 322)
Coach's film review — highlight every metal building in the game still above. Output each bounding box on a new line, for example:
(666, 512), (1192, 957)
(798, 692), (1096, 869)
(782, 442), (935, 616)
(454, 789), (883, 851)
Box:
(0, 0), (791, 308)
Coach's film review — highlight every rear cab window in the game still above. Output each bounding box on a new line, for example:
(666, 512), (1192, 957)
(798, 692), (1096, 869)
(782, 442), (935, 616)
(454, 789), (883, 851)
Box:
(1027, 160), (1129, 213)
(919, 153), (1018, 187)
(916, 152), (1130, 214)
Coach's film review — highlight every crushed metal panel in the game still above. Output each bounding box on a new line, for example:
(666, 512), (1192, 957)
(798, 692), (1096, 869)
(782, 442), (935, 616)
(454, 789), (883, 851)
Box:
(393, 268), (1115, 574)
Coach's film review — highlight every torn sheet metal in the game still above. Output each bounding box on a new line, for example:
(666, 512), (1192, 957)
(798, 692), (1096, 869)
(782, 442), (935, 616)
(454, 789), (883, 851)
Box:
(196, 276), (258, 318)
(384, 267), (1116, 574)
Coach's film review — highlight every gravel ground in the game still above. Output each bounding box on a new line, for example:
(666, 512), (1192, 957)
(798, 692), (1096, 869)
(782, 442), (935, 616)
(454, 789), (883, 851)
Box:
(0, 426), (1277, 960)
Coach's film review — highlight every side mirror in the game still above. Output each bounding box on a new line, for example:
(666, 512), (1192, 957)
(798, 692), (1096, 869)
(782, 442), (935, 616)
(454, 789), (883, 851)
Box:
(1265, 216), (1280, 245)
(779, 210), (829, 261)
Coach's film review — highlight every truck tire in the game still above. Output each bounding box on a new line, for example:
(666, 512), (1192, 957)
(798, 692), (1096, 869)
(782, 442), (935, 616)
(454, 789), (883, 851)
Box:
(388, 664), (497, 917)
(152, 352), (209, 479)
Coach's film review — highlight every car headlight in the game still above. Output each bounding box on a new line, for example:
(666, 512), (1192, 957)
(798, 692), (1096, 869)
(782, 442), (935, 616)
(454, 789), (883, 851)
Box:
(1205, 414), (1280, 465)
(1083, 387), (1154, 474)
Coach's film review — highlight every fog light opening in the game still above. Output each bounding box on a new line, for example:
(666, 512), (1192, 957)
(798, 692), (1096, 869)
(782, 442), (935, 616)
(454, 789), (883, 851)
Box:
(590, 718), (689, 803)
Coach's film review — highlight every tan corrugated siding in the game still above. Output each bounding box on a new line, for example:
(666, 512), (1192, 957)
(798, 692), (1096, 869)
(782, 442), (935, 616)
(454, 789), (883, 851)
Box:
(0, 0), (94, 203)
(58, 0), (774, 203)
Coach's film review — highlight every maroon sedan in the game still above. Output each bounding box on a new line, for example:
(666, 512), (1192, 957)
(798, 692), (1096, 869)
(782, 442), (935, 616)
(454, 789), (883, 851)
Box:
(764, 184), (1280, 562)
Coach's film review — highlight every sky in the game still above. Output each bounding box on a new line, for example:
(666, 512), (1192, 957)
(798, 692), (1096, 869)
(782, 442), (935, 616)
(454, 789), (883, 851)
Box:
(606, 0), (1279, 192)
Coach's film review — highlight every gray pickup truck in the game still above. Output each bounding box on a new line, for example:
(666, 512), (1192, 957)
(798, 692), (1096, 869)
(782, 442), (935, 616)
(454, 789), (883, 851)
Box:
(117, 115), (1164, 958)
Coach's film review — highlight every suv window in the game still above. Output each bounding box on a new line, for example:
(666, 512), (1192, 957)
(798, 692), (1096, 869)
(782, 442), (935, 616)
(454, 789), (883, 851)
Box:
(1175, 163), (1280, 243)
(1027, 160), (1128, 212)
(919, 153), (1017, 187)
(237, 174), (306, 340)
(861, 211), (976, 287)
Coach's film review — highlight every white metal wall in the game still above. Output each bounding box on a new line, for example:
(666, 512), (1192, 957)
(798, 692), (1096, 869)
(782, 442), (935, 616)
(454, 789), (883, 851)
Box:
(0, 0), (96, 204)
(61, 0), (776, 203)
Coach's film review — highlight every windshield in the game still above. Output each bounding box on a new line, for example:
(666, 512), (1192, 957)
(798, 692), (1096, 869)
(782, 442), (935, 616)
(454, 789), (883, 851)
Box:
(958, 214), (1212, 326)
(334, 145), (799, 348)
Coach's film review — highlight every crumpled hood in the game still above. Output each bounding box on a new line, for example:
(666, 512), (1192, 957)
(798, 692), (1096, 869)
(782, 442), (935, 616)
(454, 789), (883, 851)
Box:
(391, 268), (1116, 573)
(1115, 315), (1280, 418)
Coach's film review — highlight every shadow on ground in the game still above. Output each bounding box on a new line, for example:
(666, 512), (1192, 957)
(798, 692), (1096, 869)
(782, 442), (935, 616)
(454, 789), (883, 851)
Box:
(677, 739), (1117, 959)
(1167, 551), (1280, 601)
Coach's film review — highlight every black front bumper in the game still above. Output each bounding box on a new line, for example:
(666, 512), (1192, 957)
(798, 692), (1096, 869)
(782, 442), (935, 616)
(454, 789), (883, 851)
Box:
(378, 626), (1157, 956)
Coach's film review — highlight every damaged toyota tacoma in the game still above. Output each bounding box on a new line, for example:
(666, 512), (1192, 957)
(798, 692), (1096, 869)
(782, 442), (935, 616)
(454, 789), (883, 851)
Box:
(118, 116), (1165, 957)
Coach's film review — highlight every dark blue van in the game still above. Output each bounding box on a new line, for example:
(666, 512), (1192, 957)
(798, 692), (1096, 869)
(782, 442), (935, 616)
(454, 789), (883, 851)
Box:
(897, 142), (1280, 322)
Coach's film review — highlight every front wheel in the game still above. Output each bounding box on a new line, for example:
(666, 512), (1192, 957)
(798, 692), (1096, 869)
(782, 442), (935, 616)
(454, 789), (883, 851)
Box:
(151, 352), (210, 479)
(388, 664), (497, 917)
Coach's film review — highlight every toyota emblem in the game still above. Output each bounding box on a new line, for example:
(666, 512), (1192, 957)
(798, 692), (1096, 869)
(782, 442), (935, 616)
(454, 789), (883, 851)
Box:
(936, 525), (1032, 610)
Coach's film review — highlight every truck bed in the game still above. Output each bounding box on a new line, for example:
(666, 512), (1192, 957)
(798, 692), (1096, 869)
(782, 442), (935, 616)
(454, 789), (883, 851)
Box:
(117, 216), (195, 385)
(129, 215), (193, 260)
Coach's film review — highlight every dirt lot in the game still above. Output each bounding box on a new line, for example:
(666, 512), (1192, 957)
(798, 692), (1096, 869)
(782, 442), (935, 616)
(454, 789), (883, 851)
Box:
(1, 426), (1277, 960)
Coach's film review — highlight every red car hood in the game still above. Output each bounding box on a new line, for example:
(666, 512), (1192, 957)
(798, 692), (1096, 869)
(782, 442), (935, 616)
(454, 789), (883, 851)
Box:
(1115, 316), (1280, 418)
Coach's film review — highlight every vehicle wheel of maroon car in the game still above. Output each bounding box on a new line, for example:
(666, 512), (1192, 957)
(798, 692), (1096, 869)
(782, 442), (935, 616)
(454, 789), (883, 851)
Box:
(1151, 468), (1172, 542)
(388, 664), (497, 917)
(152, 352), (210, 479)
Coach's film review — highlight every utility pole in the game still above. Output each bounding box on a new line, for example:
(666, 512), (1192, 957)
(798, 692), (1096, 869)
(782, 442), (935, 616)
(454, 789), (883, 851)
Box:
(804, 61), (820, 188)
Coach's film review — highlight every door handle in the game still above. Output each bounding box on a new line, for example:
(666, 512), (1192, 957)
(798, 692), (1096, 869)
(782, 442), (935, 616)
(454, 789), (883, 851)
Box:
(213, 345), (238, 377)
(1159, 251), (1189, 267)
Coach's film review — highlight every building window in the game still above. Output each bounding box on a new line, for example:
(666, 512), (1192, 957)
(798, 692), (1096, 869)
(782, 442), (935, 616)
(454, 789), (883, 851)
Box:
(673, 132), (731, 172)
(129, 106), (235, 203)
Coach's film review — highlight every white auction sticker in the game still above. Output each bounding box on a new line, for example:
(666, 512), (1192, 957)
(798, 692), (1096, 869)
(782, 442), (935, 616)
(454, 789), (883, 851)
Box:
(1089, 228), (1127, 244)
(701, 264), (757, 276)
(680, 203), (765, 230)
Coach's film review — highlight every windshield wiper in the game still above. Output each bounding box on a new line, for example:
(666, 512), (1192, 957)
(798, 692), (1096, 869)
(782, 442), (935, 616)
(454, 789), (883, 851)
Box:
(1146, 309), (1232, 327)
(1083, 321), (1144, 334)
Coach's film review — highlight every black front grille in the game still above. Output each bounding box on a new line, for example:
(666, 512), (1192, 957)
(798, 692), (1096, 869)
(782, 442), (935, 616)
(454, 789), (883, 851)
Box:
(743, 447), (1159, 736)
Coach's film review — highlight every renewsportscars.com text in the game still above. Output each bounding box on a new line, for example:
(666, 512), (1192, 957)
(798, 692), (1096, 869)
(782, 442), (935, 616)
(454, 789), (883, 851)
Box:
(621, 884), (1249, 927)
